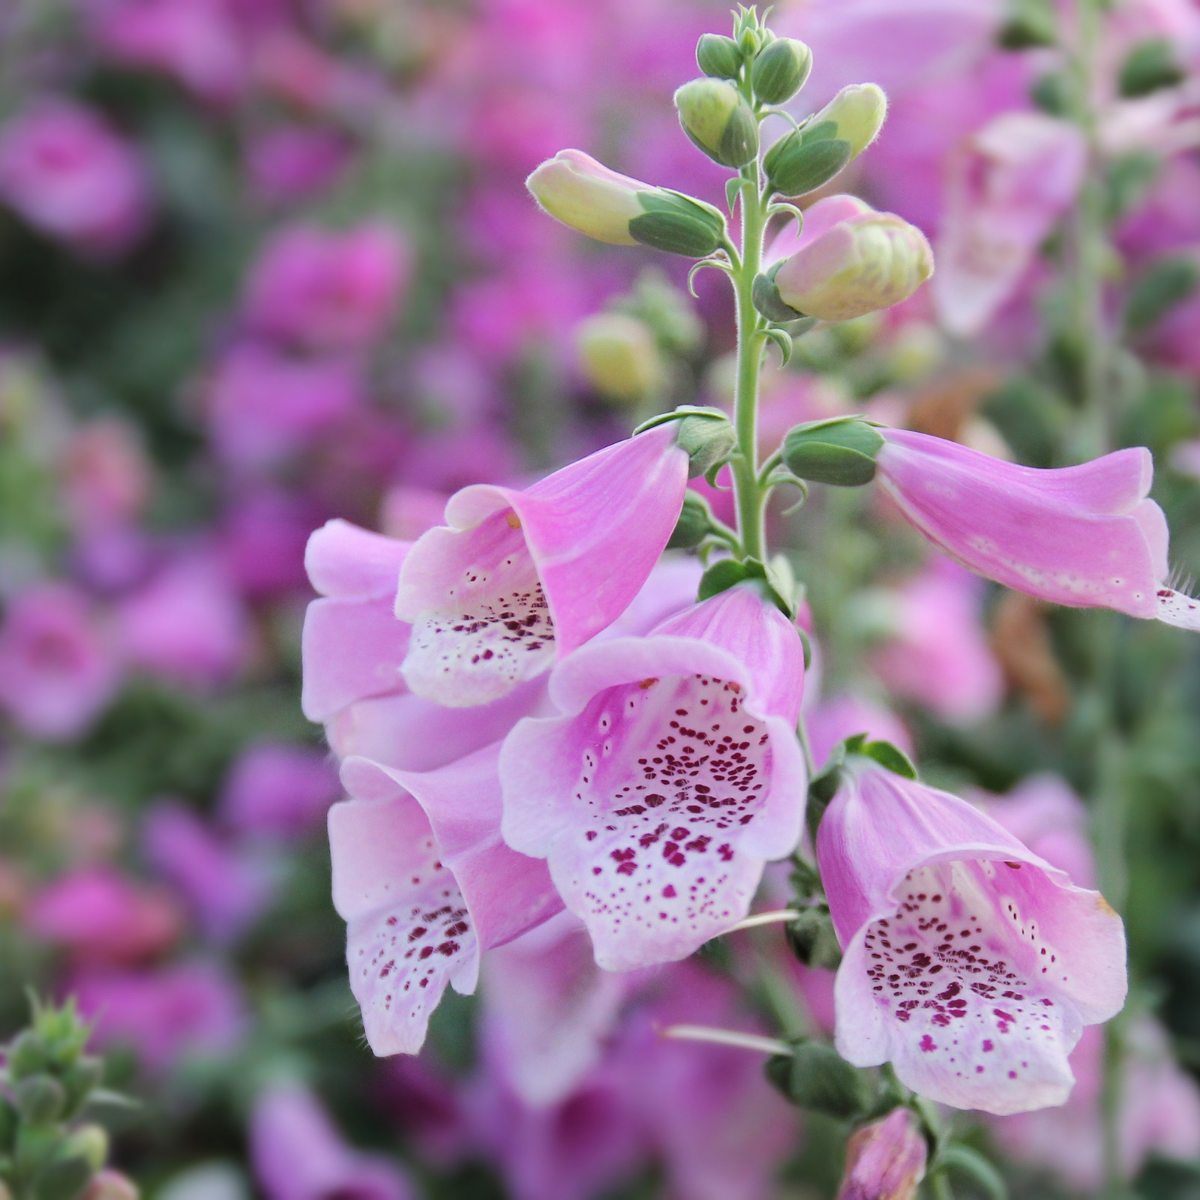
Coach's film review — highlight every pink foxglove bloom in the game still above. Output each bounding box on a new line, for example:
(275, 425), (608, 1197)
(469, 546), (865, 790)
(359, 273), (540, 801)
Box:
(934, 112), (1086, 336)
(251, 1082), (414, 1200)
(394, 426), (689, 707)
(0, 583), (121, 740)
(246, 128), (351, 206)
(817, 756), (1126, 1114)
(332, 744), (562, 1056)
(836, 1107), (927, 1200)
(0, 101), (151, 258)
(500, 583), (807, 971)
(218, 742), (340, 840)
(243, 224), (409, 352)
(876, 429), (1200, 630)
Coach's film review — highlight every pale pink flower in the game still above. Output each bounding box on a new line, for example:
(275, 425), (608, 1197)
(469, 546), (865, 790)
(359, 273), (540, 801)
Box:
(61, 419), (151, 533)
(219, 742), (340, 840)
(0, 100), (151, 258)
(500, 584), (807, 970)
(332, 744), (562, 1055)
(395, 427), (690, 707)
(837, 1107), (927, 1200)
(817, 756), (1127, 1114)
(875, 429), (1200, 630)
(0, 583), (121, 740)
(246, 128), (351, 206)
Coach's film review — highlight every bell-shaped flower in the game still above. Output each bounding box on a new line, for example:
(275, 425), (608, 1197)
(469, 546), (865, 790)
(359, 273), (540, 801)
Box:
(500, 583), (807, 971)
(332, 744), (563, 1056)
(395, 426), (690, 708)
(874, 429), (1200, 630)
(760, 196), (933, 323)
(817, 756), (1127, 1115)
(836, 1107), (927, 1200)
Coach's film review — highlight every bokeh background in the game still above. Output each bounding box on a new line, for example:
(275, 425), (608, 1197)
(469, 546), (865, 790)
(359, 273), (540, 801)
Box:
(4, 0), (1200, 1197)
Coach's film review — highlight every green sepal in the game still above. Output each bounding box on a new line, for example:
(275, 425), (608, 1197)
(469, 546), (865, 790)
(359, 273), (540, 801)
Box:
(782, 416), (884, 487)
(1126, 256), (1200, 334)
(631, 190), (726, 258)
(718, 105), (760, 169)
(765, 1038), (871, 1118)
(861, 738), (917, 779)
(6, 1032), (51, 1081)
(1119, 38), (1186, 98)
(753, 269), (804, 324)
(633, 404), (727, 436)
(696, 33), (743, 79)
(697, 557), (793, 618)
(764, 127), (852, 197)
(666, 491), (714, 550)
(31, 1155), (93, 1200)
(676, 413), (737, 479)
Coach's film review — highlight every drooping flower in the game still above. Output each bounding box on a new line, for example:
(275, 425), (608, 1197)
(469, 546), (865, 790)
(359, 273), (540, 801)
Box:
(817, 755), (1127, 1114)
(332, 744), (562, 1056)
(836, 1106), (927, 1200)
(394, 426), (690, 708)
(500, 583), (807, 971)
(251, 1082), (415, 1200)
(875, 428), (1200, 630)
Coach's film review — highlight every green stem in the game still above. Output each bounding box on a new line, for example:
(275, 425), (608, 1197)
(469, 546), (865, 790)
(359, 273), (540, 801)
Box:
(730, 165), (768, 562)
(930, 1171), (956, 1200)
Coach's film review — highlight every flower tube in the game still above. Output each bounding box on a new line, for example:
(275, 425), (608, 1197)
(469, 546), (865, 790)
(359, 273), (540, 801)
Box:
(875, 429), (1200, 629)
(500, 583), (807, 971)
(817, 756), (1126, 1115)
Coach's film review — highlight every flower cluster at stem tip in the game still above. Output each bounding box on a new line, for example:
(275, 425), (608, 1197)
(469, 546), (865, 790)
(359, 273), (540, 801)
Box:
(298, 5), (1200, 1195)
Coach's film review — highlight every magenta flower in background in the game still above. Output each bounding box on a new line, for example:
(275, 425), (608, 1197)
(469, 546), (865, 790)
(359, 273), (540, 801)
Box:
(500, 583), (807, 971)
(871, 558), (1005, 725)
(143, 801), (276, 944)
(876, 429), (1200, 629)
(251, 1082), (414, 1200)
(94, 0), (249, 104)
(0, 583), (121, 740)
(26, 867), (182, 965)
(206, 346), (362, 473)
(73, 960), (246, 1075)
(395, 426), (689, 707)
(332, 745), (562, 1055)
(219, 486), (316, 599)
(934, 112), (1086, 337)
(246, 128), (352, 206)
(218, 742), (340, 840)
(242, 224), (409, 352)
(116, 555), (251, 689)
(817, 756), (1127, 1114)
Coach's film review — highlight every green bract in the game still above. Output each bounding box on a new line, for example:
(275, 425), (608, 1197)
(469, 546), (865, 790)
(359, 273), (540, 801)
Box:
(629, 191), (726, 257)
(763, 125), (853, 197)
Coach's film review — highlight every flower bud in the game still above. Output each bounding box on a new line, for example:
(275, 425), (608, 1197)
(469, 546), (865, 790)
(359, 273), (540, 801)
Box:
(812, 84), (888, 158)
(81, 1171), (138, 1200)
(7, 1031), (52, 1079)
(837, 1109), (928, 1200)
(575, 313), (665, 406)
(63, 1125), (108, 1173)
(696, 33), (742, 79)
(667, 490), (714, 549)
(773, 210), (933, 323)
(766, 1039), (870, 1118)
(751, 38), (812, 105)
(674, 78), (759, 168)
(675, 411), (738, 478)
(763, 130), (853, 198)
(16, 1075), (66, 1126)
(782, 417), (884, 486)
(527, 150), (725, 257)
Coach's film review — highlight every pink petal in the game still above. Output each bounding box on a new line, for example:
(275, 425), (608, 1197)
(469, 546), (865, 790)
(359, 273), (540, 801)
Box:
(305, 519), (410, 599)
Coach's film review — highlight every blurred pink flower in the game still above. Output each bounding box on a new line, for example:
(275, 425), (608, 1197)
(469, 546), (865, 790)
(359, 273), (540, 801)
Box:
(95, 0), (249, 104)
(243, 224), (409, 352)
(26, 867), (182, 964)
(218, 741), (340, 840)
(116, 555), (251, 689)
(871, 558), (1005, 725)
(0, 101), (151, 258)
(143, 800), (275, 943)
(0, 583), (121, 740)
(74, 959), (246, 1074)
(251, 1082), (415, 1200)
(219, 486), (316, 598)
(61, 419), (152, 533)
(246, 128), (352, 206)
(206, 345), (363, 472)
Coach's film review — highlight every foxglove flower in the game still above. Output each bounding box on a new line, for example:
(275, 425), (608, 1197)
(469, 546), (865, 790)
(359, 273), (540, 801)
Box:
(333, 744), (562, 1056)
(395, 426), (690, 708)
(500, 583), (807, 971)
(876, 429), (1200, 630)
(836, 1107), (927, 1200)
(817, 756), (1126, 1114)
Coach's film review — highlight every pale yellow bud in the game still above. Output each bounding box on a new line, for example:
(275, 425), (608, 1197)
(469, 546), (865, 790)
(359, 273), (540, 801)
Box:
(526, 150), (644, 246)
(811, 83), (888, 158)
(575, 314), (665, 406)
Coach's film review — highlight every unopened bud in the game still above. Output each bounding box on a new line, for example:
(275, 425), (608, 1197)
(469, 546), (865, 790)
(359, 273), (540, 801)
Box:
(8, 1031), (52, 1079)
(696, 33), (742, 79)
(773, 209), (933, 323)
(838, 1108), (928, 1200)
(63, 1125), (109, 1173)
(576, 314), (665, 406)
(764, 131), (852, 198)
(783, 418), (884, 487)
(16, 1075), (67, 1126)
(667, 491), (714, 549)
(674, 78), (759, 168)
(527, 150), (725, 257)
(751, 38), (812, 105)
(81, 1171), (138, 1200)
(814, 84), (888, 158)
(766, 1039), (869, 1119)
(675, 412), (737, 478)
